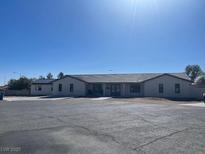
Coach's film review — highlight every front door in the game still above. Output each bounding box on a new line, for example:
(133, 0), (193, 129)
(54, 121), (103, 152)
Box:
(92, 84), (103, 96)
(111, 84), (121, 96)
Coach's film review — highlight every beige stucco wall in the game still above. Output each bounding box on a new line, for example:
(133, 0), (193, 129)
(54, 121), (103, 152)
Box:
(143, 75), (196, 99)
(31, 84), (52, 96)
(52, 77), (86, 96)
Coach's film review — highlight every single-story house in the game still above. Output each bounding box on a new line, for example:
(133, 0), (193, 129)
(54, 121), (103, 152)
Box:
(31, 73), (205, 99)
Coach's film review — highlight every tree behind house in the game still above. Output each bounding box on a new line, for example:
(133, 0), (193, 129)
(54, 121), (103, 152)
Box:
(39, 76), (46, 80)
(57, 72), (64, 79)
(47, 73), (53, 79)
(185, 65), (203, 81)
(8, 77), (32, 90)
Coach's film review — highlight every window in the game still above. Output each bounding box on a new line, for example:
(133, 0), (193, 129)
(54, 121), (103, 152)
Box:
(51, 87), (53, 91)
(38, 86), (42, 91)
(58, 84), (62, 92)
(70, 84), (74, 92)
(130, 84), (140, 93)
(175, 84), (180, 93)
(159, 84), (164, 93)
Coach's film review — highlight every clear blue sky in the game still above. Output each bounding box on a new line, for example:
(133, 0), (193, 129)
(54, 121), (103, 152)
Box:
(0, 0), (205, 85)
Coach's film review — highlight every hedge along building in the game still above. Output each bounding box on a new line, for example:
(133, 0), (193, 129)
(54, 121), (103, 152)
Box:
(38, 73), (205, 99)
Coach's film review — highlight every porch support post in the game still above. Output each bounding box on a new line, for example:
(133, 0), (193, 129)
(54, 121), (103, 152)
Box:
(121, 84), (126, 97)
(102, 83), (106, 96)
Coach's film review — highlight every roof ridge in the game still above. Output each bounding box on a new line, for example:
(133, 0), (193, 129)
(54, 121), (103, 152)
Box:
(50, 72), (190, 84)
(69, 72), (185, 76)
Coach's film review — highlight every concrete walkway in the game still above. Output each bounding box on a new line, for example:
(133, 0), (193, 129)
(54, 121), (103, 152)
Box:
(4, 96), (69, 102)
(181, 102), (205, 107)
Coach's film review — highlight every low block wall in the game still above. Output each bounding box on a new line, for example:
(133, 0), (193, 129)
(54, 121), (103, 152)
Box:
(5, 89), (30, 96)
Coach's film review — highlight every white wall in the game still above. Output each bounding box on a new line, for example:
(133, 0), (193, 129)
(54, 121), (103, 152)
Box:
(52, 76), (86, 96)
(31, 84), (52, 96)
(144, 75), (195, 99)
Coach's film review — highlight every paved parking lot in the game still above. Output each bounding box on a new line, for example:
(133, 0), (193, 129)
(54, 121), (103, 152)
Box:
(0, 97), (205, 154)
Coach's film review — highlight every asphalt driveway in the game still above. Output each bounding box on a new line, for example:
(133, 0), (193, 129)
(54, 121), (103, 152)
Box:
(0, 97), (205, 154)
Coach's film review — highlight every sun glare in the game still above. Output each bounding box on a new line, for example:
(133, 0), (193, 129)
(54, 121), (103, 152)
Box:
(124, 0), (160, 11)
(109, 0), (161, 23)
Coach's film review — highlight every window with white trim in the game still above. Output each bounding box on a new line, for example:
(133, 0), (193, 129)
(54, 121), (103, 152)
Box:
(175, 84), (180, 94)
(159, 84), (164, 93)
(70, 84), (74, 92)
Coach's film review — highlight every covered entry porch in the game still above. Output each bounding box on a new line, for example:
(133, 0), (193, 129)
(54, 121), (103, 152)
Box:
(86, 83), (144, 97)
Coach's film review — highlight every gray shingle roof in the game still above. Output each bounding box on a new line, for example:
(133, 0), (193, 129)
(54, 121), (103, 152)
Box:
(32, 79), (54, 84)
(70, 73), (191, 83)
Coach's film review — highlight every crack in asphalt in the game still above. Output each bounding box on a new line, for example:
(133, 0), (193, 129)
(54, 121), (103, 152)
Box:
(70, 124), (150, 154)
(0, 114), (198, 154)
(47, 115), (65, 123)
(0, 125), (67, 136)
(71, 124), (121, 145)
(0, 114), (196, 154)
(55, 117), (150, 153)
(134, 114), (159, 127)
(133, 128), (190, 151)
(47, 116), (121, 145)
(52, 117), (149, 153)
(0, 117), (121, 145)
(0, 116), (141, 153)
